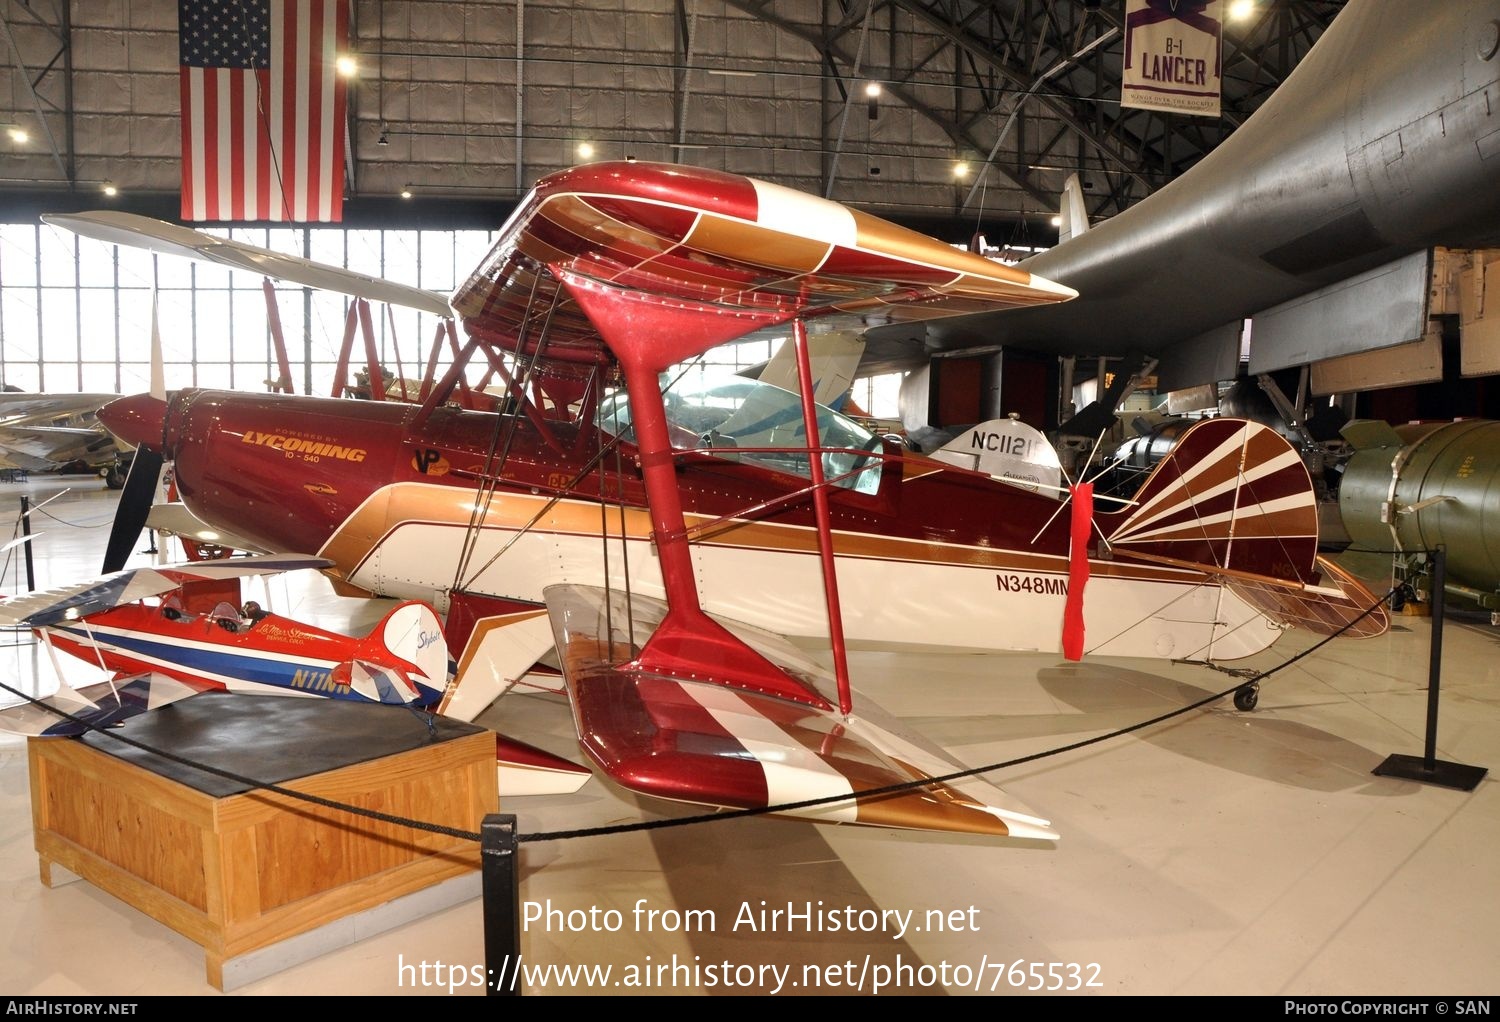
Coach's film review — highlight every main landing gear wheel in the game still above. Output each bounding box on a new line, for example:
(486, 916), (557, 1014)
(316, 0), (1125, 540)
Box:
(1233, 684), (1260, 712)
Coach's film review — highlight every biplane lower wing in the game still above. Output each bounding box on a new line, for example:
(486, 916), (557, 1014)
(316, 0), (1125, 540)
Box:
(0, 673), (210, 737)
(543, 583), (1057, 841)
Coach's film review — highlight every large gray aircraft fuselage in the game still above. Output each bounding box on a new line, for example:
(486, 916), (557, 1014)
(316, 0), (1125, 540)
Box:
(929, 0), (1500, 359)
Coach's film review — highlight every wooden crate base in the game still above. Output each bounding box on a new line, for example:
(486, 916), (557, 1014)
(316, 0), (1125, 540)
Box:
(28, 698), (496, 991)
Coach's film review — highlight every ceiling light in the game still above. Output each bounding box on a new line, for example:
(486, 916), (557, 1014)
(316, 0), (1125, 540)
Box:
(953, 162), (969, 180)
(336, 55), (358, 77)
(7, 127), (27, 143)
(577, 142), (595, 160)
(707, 69), (757, 78)
(102, 182), (118, 197)
(1050, 215), (1062, 227)
(1228, 0), (1256, 20)
(864, 82), (882, 98)
(400, 185), (412, 199)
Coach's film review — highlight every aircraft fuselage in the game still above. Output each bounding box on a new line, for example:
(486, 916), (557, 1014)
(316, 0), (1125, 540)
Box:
(140, 388), (1283, 662)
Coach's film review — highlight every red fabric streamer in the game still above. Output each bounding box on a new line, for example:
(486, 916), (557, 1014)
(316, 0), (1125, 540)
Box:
(1062, 482), (1094, 661)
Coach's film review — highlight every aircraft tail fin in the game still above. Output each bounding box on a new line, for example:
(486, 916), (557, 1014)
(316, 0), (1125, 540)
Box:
(353, 601), (449, 705)
(743, 330), (865, 410)
(1058, 173), (1090, 244)
(1105, 418), (1388, 637)
(1106, 418), (1319, 580)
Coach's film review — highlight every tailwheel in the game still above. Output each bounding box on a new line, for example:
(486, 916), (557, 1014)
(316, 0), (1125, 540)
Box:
(1233, 684), (1259, 712)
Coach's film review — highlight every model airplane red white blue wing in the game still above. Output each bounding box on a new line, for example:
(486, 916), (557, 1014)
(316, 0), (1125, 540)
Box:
(0, 673), (211, 738)
(0, 553), (333, 629)
(0, 554), (591, 796)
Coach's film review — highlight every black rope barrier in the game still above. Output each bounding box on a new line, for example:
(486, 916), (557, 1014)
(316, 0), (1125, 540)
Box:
(0, 579), (1421, 997)
(0, 581), (1400, 848)
(27, 505), (114, 529)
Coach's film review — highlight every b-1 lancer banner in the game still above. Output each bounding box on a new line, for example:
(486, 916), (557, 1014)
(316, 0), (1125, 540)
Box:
(1121, 0), (1224, 117)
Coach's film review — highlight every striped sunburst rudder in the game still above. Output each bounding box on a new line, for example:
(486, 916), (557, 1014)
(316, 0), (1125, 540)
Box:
(1105, 419), (1319, 585)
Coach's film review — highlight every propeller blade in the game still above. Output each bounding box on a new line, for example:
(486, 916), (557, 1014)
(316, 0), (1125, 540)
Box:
(102, 446), (163, 573)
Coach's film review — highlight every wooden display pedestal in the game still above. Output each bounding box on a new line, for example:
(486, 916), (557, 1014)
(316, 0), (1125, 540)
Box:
(26, 694), (496, 991)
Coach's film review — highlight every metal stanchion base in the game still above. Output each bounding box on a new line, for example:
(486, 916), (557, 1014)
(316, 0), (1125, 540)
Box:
(1373, 754), (1487, 792)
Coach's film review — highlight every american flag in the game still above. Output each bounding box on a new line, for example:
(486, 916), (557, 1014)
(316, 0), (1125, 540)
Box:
(178, 0), (349, 222)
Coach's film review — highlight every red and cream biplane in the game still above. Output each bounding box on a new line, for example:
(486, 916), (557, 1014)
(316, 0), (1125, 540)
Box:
(62, 161), (1387, 840)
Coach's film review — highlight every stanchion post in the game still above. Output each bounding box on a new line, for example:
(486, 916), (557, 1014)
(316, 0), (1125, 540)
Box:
(1373, 545), (1486, 791)
(481, 813), (521, 996)
(19, 495), (34, 591)
(1422, 545), (1445, 769)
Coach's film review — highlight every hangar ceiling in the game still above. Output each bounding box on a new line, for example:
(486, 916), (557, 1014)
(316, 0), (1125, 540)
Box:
(1, 0), (1340, 237)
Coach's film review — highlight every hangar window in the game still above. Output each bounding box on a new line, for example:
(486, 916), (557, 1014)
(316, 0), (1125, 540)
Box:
(0, 222), (495, 397)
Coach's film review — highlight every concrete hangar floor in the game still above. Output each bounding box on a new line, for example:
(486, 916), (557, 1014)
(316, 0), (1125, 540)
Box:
(0, 480), (1494, 997)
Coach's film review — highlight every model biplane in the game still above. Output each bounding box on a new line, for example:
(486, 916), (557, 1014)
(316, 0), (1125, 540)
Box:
(0, 553), (591, 796)
(59, 161), (1387, 839)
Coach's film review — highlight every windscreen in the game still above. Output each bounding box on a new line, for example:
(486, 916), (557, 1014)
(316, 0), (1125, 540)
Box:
(598, 371), (883, 495)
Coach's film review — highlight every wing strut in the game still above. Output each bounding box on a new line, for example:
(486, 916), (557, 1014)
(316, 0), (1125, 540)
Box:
(553, 267), (832, 710)
(791, 319), (853, 715)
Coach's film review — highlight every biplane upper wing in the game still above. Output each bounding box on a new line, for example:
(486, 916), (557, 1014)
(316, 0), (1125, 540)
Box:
(450, 161), (1076, 364)
(0, 553), (333, 628)
(47, 162), (1074, 370)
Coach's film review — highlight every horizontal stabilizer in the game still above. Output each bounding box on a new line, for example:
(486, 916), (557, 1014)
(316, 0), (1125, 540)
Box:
(1223, 555), (1390, 639)
(543, 584), (1056, 841)
(330, 660), (418, 706)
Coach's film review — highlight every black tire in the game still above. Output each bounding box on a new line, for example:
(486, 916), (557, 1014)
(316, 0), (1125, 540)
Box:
(1233, 685), (1259, 712)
